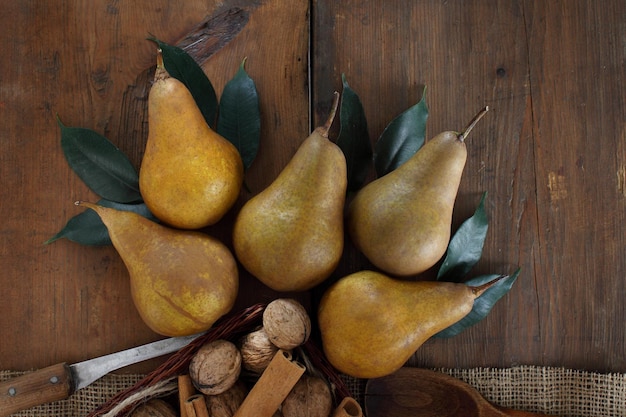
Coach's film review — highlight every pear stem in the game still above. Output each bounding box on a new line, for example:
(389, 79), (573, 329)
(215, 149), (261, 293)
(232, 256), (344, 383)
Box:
(154, 48), (169, 81)
(75, 200), (98, 211)
(156, 48), (164, 67)
(318, 91), (340, 138)
(458, 106), (489, 142)
(470, 274), (507, 298)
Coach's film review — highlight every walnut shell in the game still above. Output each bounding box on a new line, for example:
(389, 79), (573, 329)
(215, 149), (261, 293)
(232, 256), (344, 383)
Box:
(189, 339), (241, 395)
(262, 299), (311, 349)
(239, 327), (280, 374)
(281, 375), (333, 417)
(130, 399), (177, 417)
(204, 379), (248, 417)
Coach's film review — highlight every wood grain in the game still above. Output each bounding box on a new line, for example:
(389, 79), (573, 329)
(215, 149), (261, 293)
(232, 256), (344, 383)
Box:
(364, 368), (555, 417)
(0, 0), (624, 380)
(311, 0), (625, 372)
(0, 363), (72, 416)
(0, 0), (310, 372)
(522, 0), (626, 371)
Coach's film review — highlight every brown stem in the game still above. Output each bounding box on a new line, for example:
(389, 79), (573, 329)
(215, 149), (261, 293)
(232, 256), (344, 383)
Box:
(75, 200), (97, 211)
(153, 48), (169, 81)
(470, 274), (507, 298)
(458, 106), (489, 142)
(318, 91), (340, 138)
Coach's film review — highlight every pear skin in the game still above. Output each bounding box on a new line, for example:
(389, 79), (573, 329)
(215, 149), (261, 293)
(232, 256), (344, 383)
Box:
(77, 202), (239, 337)
(347, 108), (488, 277)
(318, 270), (499, 379)
(232, 93), (347, 292)
(139, 50), (244, 230)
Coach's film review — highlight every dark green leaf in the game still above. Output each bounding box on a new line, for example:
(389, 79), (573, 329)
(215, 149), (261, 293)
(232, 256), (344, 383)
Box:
(217, 58), (260, 170)
(58, 118), (141, 203)
(149, 37), (218, 128)
(336, 74), (373, 192)
(45, 199), (157, 246)
(374, 87), (428, 177)
(437, 192), (489, 282)
(434, 270), (520, 338)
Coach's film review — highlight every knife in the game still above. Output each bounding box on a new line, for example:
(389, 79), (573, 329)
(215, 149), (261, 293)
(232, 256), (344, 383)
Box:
(0, 333), (202, 416)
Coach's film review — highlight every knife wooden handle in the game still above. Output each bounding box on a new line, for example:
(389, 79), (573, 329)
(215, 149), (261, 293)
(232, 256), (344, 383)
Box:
(0, 363), (73, 416)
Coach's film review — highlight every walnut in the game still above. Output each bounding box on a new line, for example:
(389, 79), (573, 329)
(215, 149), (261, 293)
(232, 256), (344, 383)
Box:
(204, 379), (248, 417)
(262, 299), (311, 350)
(281, 375), (333, 417)
(239, 327), (280, 374)
(129, 398), (177, 417)
(189, 339), (241, 395)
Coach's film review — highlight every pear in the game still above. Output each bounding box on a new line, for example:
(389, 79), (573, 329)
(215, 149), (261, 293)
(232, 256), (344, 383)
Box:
(317, 270), (501, 379)
(232, 93), (346, 292)
(347, 107), (489, 277)
(77, 201), (238, 337)
(139, 50), (244, 230)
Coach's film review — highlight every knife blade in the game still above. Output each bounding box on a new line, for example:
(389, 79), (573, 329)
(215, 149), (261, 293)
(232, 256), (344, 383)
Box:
(0, 333), (202, 416)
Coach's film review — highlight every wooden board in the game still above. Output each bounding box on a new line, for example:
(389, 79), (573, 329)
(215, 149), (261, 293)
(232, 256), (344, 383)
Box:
(0, 0), (625, 378)
(0, 0), (310, 372)
(311, 0), (625, 372)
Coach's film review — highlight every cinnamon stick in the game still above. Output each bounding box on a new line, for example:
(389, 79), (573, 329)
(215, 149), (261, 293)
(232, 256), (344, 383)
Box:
(233, 350), (305, 417)
(332, 397), (363, 417)
(184, 394), (210, 417)
(178, 374), (196, 417)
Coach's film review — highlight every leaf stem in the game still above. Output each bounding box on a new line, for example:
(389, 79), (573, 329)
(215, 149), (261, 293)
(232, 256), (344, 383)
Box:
(458, 106), (489, 142)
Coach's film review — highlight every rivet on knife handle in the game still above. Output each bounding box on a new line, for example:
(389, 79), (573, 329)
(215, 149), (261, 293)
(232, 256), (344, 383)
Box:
(0, 363), (73, 417)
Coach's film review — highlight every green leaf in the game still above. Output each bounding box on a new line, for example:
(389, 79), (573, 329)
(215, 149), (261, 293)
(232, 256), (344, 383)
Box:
(217, 58), (261, 170)
(58, 118), (141, 203)
(336, 74), (373, 192)
(374, 87), (428, 177)
(149, 37), (218, 128)
(437, 192), (489, 282)
(45, 199), (157, 246)
(434, 270), (520, 338)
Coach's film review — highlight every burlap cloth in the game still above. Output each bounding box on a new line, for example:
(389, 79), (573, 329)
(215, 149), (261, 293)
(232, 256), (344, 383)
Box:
(3, 366), (625, 417)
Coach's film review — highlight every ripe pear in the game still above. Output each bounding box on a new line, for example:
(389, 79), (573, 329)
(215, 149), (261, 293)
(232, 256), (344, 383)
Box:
(139, 50), (244, 230)
(347, 107), (489, 277)
(232, 93), (346, 292)
(317, 270), (501, 379)
(77, 201), (239, 337)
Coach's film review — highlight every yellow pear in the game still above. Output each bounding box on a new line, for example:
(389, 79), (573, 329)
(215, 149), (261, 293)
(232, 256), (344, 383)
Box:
(139, 50), (244, 229)
(232, 93), (346, 292)
(318, 270), (501, 379)
(77, 201), (239, 337)
(347, 107), (488, 277)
